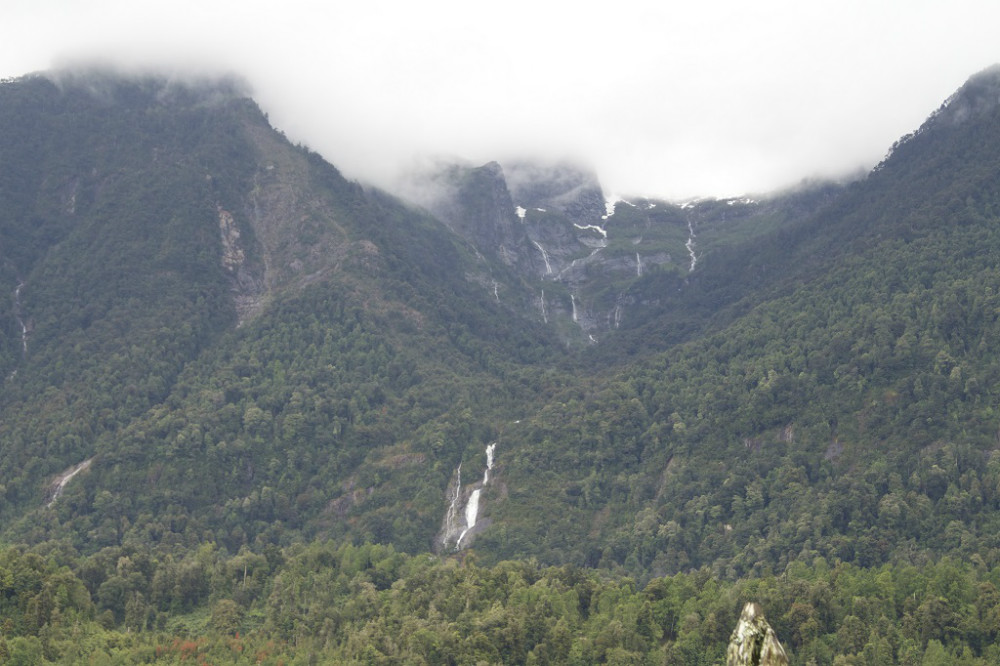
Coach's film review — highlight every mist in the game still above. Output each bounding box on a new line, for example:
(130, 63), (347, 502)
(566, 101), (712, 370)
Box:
(4, 0), (1000, 200)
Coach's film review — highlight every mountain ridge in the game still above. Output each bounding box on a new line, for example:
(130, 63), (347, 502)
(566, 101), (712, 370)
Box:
(0, 62), (999, 574)
(3, 63), (1000, 664)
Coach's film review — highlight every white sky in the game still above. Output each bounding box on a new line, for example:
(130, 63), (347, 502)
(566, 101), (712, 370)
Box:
(2, 0), (999, 199)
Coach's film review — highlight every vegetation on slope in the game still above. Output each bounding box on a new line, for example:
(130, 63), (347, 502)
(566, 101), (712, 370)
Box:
(3, 66), (1000, 663)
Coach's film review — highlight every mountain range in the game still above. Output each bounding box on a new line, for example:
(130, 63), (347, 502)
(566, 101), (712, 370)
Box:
(2, 64), (1000, 663)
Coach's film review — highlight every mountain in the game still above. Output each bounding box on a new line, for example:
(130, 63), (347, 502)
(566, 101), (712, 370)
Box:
(0, 69), (566, 555)
(3, 64), (1000, 663)
(396, 155), (843, 342)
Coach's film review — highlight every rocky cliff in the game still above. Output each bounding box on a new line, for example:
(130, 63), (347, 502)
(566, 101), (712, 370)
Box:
(396, 156), (841, 341)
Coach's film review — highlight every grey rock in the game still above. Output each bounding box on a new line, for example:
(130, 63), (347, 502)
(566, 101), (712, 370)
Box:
(726, 602), (788, 666)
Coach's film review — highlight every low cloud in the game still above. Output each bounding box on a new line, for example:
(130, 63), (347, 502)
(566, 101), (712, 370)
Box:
(4, 0), (1000, 199)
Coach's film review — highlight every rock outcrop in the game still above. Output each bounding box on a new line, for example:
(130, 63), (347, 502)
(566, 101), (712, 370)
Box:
(726, 602), (788, 666)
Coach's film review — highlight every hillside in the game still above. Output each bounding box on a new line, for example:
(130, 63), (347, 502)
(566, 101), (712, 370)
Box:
(2, 65), (1000, 663)
(486, 64), (1000, 575)
(0, 69), (566, 554)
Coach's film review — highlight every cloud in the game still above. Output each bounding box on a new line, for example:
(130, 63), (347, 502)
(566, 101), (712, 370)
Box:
(3, 0), (1000, 199)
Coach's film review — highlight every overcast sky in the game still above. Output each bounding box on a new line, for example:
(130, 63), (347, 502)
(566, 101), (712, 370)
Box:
(3, 0), (999, 199)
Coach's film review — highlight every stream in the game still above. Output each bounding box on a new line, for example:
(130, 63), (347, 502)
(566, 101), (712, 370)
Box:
(48, 458), (94, 507)
(685, 220), (698, 272)
(441, 443), (498, 551)
(13, 279), (27, 356)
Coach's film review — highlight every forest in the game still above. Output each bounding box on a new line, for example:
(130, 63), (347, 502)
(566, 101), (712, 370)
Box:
(2, 66), (1000, 663)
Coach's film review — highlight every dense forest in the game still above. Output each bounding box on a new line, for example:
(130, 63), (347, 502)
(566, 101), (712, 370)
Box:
(3, 541), (1000, 664)
(2, 65), (1000, 662)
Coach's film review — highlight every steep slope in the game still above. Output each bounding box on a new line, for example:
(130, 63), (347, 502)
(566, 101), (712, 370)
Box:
(5, 64), (1000, 588)
(469, 65), (1000, 575)
(397, 157), (840, 341)
(4, 65), (1000, 666)
(0, 70), (566, 552)
(0, 72), (259, 512)
(604, 66), (1000, 358)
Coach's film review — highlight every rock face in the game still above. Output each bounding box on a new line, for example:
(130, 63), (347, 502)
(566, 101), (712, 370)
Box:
(396, 159), (543, 275)
(504, 160), (606, 228)
(395, 155), (844, 342)
(726, 602), (788, 666)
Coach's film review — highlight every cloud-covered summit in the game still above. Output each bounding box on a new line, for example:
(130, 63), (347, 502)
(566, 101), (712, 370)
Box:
(3, 0), (999, 199)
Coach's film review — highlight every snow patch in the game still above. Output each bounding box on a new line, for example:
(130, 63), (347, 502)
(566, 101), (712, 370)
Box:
(603, 198), (619, 219)
(573, 223), (608, 239)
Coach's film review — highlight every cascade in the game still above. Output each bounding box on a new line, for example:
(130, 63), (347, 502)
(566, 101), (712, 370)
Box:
(612, 292), (627, 329)
(571, 294), (578, 323)
(685, 220), (698, 272)
(441, 464), (462, 548)
(453, 443), (498, 550)
(636, 252), (642, 277)
(456, 489), (480, 548)
(483, 442), (496, 483)
(573, 222), (608, 239)
(13, 279), (27, 356)
(48, 458), (94, 507)
(532, 240), (553, 275)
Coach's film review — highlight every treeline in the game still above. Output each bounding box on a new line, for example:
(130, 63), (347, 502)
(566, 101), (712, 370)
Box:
(2, 540), (1000, 664)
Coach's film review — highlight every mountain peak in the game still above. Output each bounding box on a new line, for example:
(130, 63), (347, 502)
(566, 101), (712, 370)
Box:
(932, 63), (1000, 126)
(41, 65), (252, 110)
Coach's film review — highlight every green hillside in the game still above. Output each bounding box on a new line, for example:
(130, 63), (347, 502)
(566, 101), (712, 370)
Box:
(0, 70), (565, 550)
(3, 65), (1000, 663)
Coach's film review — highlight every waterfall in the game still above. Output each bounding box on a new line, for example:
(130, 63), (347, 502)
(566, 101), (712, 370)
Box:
(573, 223), (608, 239)
(441, 464), (462, 548)
(532, 240), (553, 275)
(456, 489), (480, 548)
(571, 294), (578, 323)
(13, 279), (27, 356)
(636, 252), (643, 277)
(539, 290), (548, 323)
(483, 442), (496, 483)
(449, 443), (498, 550)
(48, 458), (94, 507)
(685, 220), (698, 272)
